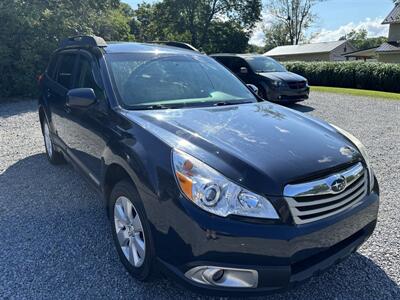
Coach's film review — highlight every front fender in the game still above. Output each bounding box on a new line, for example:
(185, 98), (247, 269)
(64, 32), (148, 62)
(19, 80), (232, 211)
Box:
(101, 124), (175, 239)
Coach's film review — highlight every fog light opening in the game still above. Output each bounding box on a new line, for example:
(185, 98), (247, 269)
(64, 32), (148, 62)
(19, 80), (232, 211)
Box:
(185, 266), (258, 288)
(212, 269), (224, 282)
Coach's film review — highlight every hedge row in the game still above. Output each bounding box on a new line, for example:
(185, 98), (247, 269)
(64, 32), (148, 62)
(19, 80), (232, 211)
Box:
(283, 61), (400, 93)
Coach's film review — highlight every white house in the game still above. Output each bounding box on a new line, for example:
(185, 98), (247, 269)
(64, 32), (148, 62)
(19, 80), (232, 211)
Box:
(376, 0), (400, 63)
(264, 40), (356, 62)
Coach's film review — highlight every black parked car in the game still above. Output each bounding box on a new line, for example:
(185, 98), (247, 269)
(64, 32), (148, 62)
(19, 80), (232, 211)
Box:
(211, 54), (310, 103)
(38, 36), (379, 296)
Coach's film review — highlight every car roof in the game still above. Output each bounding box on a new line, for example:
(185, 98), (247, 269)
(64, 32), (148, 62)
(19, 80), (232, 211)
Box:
(103, 42), (203, 56)
(210, 53), (265, 59)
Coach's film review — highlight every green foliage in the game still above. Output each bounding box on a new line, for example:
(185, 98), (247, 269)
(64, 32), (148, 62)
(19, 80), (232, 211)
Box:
(94, 3), (134, 41)
(267, 0), (324, 45)
(263, 22), (291, 52)
(0, 0), (262, 99)
(204, 21), (250, 53)
(131, 0), (261, 53)
(0, 0), (132, 99)
(284, 61), (400, 93)
(339, 29), (388, 50)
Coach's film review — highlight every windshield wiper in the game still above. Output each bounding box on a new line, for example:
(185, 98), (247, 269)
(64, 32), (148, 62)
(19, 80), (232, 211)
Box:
(213, 101), (253, 107)
(130, 104), (180, 110)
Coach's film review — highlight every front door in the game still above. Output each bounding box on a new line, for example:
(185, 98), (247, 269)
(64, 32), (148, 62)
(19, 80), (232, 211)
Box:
(48, 51), (79, 148)
(62, 51), (111, 186)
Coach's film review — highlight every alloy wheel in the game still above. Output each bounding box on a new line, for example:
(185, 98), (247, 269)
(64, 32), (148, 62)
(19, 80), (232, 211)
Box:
(114, 196), (146, 268)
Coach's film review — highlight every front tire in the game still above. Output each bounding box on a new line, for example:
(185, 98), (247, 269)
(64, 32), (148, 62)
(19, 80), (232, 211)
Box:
(109, 180), (156, 281)
(41, 119), (65, 165)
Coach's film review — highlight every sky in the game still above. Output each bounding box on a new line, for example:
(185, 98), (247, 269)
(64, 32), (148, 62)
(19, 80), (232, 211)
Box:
(123, 0), (395, 46)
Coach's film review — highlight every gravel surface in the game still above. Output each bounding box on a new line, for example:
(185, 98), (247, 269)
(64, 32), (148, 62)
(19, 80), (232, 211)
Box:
(0, 92), (399, 299)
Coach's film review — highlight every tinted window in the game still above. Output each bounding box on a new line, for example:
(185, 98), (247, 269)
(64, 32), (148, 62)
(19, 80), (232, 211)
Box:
(56, 54), (77, 89)
(213, 57), (231, 69)
(245, 56), (286, 73)
(107, 53), (256, 109)
(46, 54), (59, 79)
(74, 55), (104, 100)
(229, 57), (248, 73)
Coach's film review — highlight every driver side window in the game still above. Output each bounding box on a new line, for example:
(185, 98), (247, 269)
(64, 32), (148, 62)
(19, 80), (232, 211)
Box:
(74, 55), (104, 101)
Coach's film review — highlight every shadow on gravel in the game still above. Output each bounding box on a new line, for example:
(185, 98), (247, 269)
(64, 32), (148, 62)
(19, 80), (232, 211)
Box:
(1, 154), (399, 299)
(0, 99), (37, 118)
(286, 103), (315, 113)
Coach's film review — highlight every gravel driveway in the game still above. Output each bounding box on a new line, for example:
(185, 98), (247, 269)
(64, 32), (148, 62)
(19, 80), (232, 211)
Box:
(1, 92), (399, 299)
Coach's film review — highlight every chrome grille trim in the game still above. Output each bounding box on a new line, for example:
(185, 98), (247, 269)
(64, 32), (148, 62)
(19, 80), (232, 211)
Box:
(284, 163), (367, 224)
(284, 163), (364, 197)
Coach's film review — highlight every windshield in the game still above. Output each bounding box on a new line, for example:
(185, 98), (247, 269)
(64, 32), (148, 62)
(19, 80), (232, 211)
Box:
(245, 56), (286, 73)
(106, 53), (257, 109)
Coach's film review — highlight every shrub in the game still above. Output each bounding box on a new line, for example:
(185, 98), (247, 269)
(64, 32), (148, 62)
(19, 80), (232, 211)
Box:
(283, 61), (400, 93)
(0, 1), (132, 100)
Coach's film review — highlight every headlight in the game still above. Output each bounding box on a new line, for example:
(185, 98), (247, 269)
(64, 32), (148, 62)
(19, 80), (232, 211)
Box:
(172, 149), (279, 219)
(270, 80), (283, 88)
(331, 124), (375, 192)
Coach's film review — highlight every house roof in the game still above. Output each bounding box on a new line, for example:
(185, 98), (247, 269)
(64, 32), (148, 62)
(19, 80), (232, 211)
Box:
(376, 42), (400, 53)
(265, 40), (349, 57)
(382, 1), (400, 24)
(344, 47), (378, 58)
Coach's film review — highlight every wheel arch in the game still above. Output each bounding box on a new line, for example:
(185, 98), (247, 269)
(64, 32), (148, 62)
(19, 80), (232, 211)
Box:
(101, 152), (146, 218)
(103, 163), (135, 207)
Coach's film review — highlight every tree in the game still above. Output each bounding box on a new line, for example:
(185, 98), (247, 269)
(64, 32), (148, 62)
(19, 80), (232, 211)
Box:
(94, 3), (134, 41)
(130, 0), (261, 53)
(339, 29), (388, 50)
(0, 0), (131, 98)
(263, 22), (291, 51)
(206, 21), (250, 53)
(151, 0), (262, 49)
(267, 0), (325, 45)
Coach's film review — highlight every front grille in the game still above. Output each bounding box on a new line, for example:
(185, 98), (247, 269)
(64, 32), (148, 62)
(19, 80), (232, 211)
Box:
(287, 81), (307, 89)
(284, 163), (367, 224)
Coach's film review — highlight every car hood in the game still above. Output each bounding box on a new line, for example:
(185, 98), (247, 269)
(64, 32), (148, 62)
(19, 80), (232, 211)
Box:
(258, 71), (306, 82)
(122, 102), (361, 196)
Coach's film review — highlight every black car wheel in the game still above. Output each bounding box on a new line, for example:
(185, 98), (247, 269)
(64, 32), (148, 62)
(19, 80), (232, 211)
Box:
(109, 180), (157, 281)
(41, 119), (65, 165)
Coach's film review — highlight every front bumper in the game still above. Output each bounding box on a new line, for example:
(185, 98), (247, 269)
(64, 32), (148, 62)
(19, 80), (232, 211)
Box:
(268, 85), (310, 103)
(155, 183), (379, 296)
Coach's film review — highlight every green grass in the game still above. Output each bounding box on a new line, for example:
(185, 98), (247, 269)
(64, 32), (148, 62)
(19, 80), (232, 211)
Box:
(311, 86), (400, 101)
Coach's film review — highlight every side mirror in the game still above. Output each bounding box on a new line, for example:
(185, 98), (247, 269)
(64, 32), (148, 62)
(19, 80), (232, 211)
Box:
(240, 67), (248, 74)
(247, 84), (259, 95)
(67, 88), (97, 108)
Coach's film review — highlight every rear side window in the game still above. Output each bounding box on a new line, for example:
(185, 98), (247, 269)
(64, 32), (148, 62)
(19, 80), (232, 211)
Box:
(213, 57), (232, 69)
(46, 55), (59, 79)
(230, 57), (247, 73)
(55, 54), (77, 89)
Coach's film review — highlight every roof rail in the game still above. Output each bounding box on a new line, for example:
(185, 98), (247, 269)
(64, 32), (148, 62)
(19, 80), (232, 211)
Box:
(147, 41), (199, 52)
(60, 35), (107, 49)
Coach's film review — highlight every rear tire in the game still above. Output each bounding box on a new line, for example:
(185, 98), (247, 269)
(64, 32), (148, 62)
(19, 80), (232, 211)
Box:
(41, 119), (65, 165)
(109, 180), (157, 281)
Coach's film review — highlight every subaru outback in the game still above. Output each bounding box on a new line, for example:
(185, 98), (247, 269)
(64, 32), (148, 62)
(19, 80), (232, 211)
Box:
(38, 35), (379, 296)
